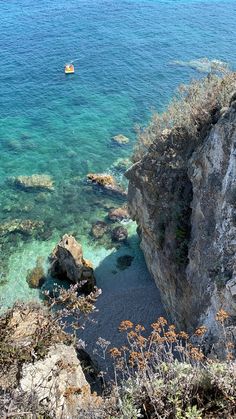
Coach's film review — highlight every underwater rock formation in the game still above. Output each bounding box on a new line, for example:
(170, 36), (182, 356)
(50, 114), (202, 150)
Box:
(91, 221), (108, 239)
(11, 174), (54, 191)
(0, 219), (44, 237)
(108, 206), (130, 222)
(111, 134), (129, 145)
(111, 226), (128, 242)
(26, 257), (45, 288)
(127, 92), (236, 353)
(87, 173), (127, 197)
(49, 234), (96, 293)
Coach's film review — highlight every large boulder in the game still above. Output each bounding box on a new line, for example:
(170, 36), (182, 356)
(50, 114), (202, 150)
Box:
(49, 235), (96, 293)
(0, 303), (101, 418)
(91, 221), (108, 239)
(111, 226), (128, 242)
(20, 343), (100, 418)
(11, 174), (54, 191)
(108, 206), (130, 222)
(87, 173), (127, 197)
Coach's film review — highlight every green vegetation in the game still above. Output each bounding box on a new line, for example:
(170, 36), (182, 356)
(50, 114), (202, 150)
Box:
(134, 70), (236, 161)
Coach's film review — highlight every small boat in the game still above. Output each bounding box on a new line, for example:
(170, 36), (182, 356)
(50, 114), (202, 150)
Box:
(64, 63), (75, 74)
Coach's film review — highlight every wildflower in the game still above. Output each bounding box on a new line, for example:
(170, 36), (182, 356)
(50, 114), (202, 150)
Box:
(135, 324), (145, 333)
(216, 309), (229, 323)
(136, 335), (147, 347)
(151, 322), (162, 333)
(152, 331), (165, 344)
(189, 347), (204, 361)
(178, 331), (189, 340)
(169, 324), (176, 331)
(226, 342), (234, 349)
(194, 326), (207, 337)
(119, 320), (134, 332)
(226, 352), (234, 361)
(129, 351), (146, 370)
(109, 347), (122, 358)
(158, 317), (168, 326)
(127, 330), (138, 339)
(164, 330), (177, 343)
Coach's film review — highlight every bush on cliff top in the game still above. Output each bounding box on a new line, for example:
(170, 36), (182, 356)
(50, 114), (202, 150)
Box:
(0, 298), (235, 418)
(134, 70), (236, 161)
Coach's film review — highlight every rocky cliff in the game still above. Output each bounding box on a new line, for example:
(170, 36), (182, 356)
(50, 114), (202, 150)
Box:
(127, 90), (236, 353)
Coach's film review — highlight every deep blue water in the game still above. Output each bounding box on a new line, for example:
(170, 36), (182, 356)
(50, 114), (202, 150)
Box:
(0, 0), (235, 306)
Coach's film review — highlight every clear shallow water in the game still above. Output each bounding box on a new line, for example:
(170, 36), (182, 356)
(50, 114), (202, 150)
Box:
(0, 0), (235, 308)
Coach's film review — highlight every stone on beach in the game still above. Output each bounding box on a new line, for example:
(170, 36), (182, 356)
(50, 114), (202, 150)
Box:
(49, 234), (96, 293)
(11, 174), (54, 191)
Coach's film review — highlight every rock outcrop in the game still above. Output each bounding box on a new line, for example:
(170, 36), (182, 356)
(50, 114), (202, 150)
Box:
(0, 303), (100, 418)
(49, 234), (96, 293)
(127, 96), (236, 352)
(91, 221), (108, 239)
(111, 226), (128, 242)
(108, 206), (130, 222)
(87, 173), (127, 197)
(20, 343), (99, 418)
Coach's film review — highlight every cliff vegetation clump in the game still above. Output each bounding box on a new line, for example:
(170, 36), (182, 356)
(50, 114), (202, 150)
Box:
(134, 70), (236, 161)
(0, 302), (235, 418)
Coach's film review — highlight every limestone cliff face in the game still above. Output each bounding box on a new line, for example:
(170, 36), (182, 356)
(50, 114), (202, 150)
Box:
(127, 99), (236, 351)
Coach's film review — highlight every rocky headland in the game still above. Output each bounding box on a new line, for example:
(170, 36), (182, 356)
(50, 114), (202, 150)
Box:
(126, 74), (236, 355)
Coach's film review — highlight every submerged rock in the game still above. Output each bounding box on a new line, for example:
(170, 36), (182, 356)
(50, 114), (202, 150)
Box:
(111, 134), (129, 145)
(26, 257), (45, 288)
(49, 234), (96, 293)
(11, 174), (54, 191)
(116, 255), (134, 270)
(108, 206), (130, 222)
(111, 226), (128, 242)
(87, 173), (127, 197)
(112, 157), (132, 172)
(0, 219), (44, 237)
(91, 221), (108, 239)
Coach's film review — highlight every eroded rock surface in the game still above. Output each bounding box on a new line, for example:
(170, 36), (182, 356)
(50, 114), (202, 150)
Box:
(0, 303), (100, 418)
(87, 173), (127, 197)
(20, 343), (99, 419)
(49, 234), (96, 293)
(111, 226), (128, 242)
(91, 221), (108, 239)
(108, 206), (130, 222)
(127, 98), (236, 353)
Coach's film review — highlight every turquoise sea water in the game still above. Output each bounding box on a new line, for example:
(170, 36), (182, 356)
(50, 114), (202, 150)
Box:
(0, 0), (236, 308)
